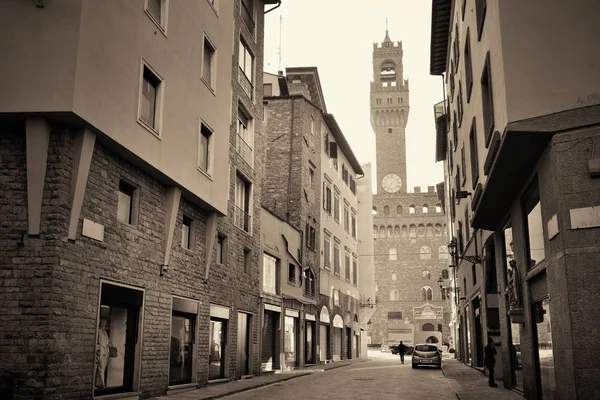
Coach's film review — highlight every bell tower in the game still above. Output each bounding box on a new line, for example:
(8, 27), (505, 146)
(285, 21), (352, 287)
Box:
(370, 30), (410, 194)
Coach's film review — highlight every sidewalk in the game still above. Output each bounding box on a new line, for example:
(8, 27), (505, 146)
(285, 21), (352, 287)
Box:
(442, 359), (524, 400)
(149, 358), (370, 400)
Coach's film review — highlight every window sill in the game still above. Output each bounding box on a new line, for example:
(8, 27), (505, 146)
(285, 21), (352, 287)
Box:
(197, 167), (213, 181)
(181, 246), (195, 254)
(117, 220), (139, 230)
(207, 0), (219, 17)
(235, 225), (253, 237)
(201, 77), (216, 96)
(144, 10), (167, 37)
(137, 119), (161, 139)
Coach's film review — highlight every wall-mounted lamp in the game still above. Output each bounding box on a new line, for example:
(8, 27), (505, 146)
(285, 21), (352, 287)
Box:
(455, 190), (472, 200)
(160, 264), (169, 276)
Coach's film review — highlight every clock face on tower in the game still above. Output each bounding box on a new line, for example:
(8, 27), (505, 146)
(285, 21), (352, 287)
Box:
(382, 174), (402, 193)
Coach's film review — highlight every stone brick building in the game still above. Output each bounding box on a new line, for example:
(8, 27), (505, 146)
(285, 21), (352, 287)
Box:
(262, 67), (363, 364)
(430, 0), (600, 398)
(0, 0), (279, 398)
(369, 31), (450, 350)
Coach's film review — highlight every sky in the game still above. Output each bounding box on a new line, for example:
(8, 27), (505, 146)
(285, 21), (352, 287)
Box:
(263, 0), (445, 192)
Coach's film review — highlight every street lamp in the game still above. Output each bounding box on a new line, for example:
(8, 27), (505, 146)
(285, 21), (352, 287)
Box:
(447, 238), (457, 267)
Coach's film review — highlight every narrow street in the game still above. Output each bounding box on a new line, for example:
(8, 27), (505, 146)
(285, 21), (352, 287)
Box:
(223, 354), (458, 400)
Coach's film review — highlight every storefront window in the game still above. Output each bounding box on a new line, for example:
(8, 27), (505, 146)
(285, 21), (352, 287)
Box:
(534, 298), (554, 399)
(523, 181), (545, 268)
(209, 318), (227, 380)
(169, 297), (198, 386)
(284, 316), (296, 364)
(94, 283), (143, 397)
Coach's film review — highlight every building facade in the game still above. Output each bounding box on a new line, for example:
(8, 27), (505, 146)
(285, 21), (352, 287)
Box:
(0, 0), (278, 398)
(430, 0), (600, 399)
(262, 67), (364, 364)
(369, 32), (451, 350)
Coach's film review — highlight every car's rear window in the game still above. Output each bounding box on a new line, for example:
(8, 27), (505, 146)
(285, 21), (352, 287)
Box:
(415, 345), (438, 352)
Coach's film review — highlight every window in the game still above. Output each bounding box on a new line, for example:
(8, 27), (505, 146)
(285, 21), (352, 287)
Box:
(523, 180), (545, 268)
(236, 106), (253, 166)
(390, 290), (399, 301)
(351, 212), (357, 239)
(181, 216), (194, 250)
(421, 287), (433, 301)
(481, 52), (495, 146)
(409, 205), (415, 214)
(420, 246), (431, 260)
(263, 83), (272, 97)
(464, 206), (470, 240)
(94, 282), (143, 396)
(438, 246), (449, 260)
(334, 244), (341, 275)
(401, 226), (408, 239)
(383, 206), (390, 215)
(139, 63), (162, 133)
(442, 269), (449, 280)
(423, 205), (429, 213)
(198, 123), (212, 173)
(262, 254), (277, 295)
(344, 251), (351, 282)
(169, 297), (198, 386)
(145, 0), (168, 31)
(469, 117), (479, 188)
(388, 128), (393, 133)
(387, 226), (393, 237)
(234, 173), (252, 234)
(333, 289), (340, 306)
(417, 224), (425, 237)
(409, 225), (416, 238)
(243, 248), (251, 274)
(457, 81), (464, 126)
(117, 180), (138, 226)
(342, 165), (349, 185)
(373, 225), (378, 239)
(476, 0), (487, 40)
(310, 116), (315, 135)
(349, 177), (356, 194)
(461, 145), (467, 185)
(472, 264), (477, 285)
(392, 273), (397, 280)
(442, 290), (447, 301)
(464, 28), (473, 101)
(436, 204), (442, 213)
(309, 166), (315, 187)
(457, 221), (464, 255)
(352, 256), (358, 285)
(216, 234), (227, 265)
(422, 270), (431, 280)
(323, 182), (332, 213)
(426, 224), (434, 237)
(323, 130), (330, 156)
(305, 223), (316, 250)
(394, 225), (400, 237)
(396, 205), (402, 214)
(452, 111), (458, 149)
(388, 311), (403, 319)
(202, 37), (216, 88)
(334, 191), (340, 222)
(344, 205), (350, 232)
(389, 248), (397, 261)
(288, 263), (296, 284)
(238, 40), (254, 98)
(241, 0), (255, 35)
(304, 269), (316, 297)
(323, 236), (331, 270)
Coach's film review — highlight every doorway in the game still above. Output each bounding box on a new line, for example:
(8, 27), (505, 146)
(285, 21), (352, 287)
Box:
(261, 310), (279, 372)
(319, 324), (330, 362)
(236, 312), (251, 377)
(345, 328), (352, 359)
(209, 318), (227, 380)
(305, 321), (316, 365)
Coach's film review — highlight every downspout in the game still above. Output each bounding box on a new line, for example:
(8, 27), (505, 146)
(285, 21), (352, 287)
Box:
(264, 0), (281, 14)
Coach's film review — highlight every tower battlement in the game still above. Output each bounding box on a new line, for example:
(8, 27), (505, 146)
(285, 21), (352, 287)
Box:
(373, 41), (402, 50)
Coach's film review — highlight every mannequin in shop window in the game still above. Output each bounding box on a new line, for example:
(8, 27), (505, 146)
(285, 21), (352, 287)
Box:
(95, 318), (116, 388)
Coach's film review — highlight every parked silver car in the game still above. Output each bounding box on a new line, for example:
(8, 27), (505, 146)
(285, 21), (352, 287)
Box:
(412, 344), (441, 369)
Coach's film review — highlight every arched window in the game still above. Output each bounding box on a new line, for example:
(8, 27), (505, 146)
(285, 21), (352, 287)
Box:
(394, 225), (400, 237)
(379, 226), (385, 237)
(422, 270), (431, 279)
(417, 224), (425, 237)
(387, 225), (393, 237)
(389, 248), (397, 261)
(373, 206), (377, 214)
(442, 269), (449, 279)
(443, 224), (447, 237)
(384, 206), (390, 215)
(443, 313), (451, 325)
(422, 323), (435, 331)
(373, 225), (378, 238)
(420, 246), (431, 260)
(436, 203), (442, 213)
(392, 273), (397, 280)
(401, 225), (408, 239)
(409, 224), (417, 238)
(438, 246), (449, 259)
(423, 204), (429, 213)
(390, 289), (399, 301)
(435, 224), (443, 236)
(420, 287), (433, 301)
(409, 205), (415, 214)
(426, 224), (434, 237)
(396, 205), (403, 214)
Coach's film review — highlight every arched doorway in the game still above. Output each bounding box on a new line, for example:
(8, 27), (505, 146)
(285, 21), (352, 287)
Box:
(319, 306), (331, 361)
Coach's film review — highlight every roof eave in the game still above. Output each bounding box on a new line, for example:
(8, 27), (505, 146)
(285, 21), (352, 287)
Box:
(323, 114), (364, 176)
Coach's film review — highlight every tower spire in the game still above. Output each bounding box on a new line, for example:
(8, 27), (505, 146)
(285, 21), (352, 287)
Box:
(383, 18), (392, 44)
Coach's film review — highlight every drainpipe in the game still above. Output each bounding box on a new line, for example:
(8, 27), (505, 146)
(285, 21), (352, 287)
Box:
(264, 0), (281, 14)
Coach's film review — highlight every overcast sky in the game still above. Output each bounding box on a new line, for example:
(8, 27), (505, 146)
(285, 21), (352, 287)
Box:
(263, 0), (445, 192)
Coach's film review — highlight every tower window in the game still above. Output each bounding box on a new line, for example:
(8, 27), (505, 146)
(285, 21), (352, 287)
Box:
(388, 128), (392, 133)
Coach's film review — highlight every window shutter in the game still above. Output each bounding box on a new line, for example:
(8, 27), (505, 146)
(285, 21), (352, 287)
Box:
(329, 142), (338, 159)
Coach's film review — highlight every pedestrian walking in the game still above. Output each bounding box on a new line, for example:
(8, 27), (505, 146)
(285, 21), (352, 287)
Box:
(398, 341), (407, 364)
(484, 337), (497, 387)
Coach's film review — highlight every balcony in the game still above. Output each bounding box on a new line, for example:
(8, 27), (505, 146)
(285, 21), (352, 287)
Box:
(238, 69), (253, 100)
(234, 205), (252, 234)
(236, 134), (253, 166)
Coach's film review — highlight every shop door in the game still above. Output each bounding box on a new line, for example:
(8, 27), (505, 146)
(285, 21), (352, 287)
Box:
(209, 318), (227, 380)
(333, 328), (342, 361)
(305, 321), (315, 364)
(319, 324), (329, 361)
(261, 311), (278, 371)
(345, 328), (352, 359)
(236, 312), (250, 377)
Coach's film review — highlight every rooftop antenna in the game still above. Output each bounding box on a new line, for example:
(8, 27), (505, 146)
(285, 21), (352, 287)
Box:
(278, 15), (283, 73)
(386, 17), (388, 34)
